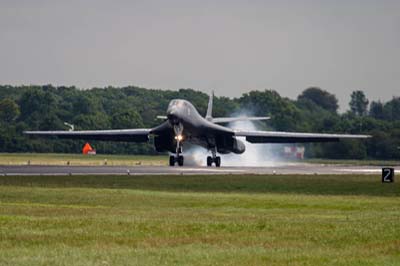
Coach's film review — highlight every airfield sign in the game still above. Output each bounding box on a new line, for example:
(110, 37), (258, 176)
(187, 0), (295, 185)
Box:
(382, 168), (394, 183)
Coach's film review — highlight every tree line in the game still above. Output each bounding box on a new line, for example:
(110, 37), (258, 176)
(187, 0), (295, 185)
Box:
(0, 85), (399, 159)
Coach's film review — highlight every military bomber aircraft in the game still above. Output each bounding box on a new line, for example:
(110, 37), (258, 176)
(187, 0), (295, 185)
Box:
(25, 92), (370, 167)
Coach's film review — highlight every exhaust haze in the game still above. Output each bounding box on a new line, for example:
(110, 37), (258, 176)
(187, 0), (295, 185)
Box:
(182, 113), (287, 167)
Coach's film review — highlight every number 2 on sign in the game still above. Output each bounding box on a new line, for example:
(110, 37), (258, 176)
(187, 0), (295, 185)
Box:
(383, 168), (391, 182)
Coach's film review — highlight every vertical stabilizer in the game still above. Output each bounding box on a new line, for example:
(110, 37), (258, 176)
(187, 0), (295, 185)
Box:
(206, 90), (214, 121)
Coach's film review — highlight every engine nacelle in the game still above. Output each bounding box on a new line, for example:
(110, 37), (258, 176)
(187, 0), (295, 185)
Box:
(154, 134), (175, 153)
(232, 138), (246, 154)
(216, 136), (246, 154)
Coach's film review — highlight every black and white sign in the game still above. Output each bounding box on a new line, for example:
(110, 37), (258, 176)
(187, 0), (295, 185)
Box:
(382, 168), (394, 183)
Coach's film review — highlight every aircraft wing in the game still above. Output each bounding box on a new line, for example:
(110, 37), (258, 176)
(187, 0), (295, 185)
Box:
(234, 130), (371, 143)
(24, 129), (151, 142)
(212, 116), (270, 124)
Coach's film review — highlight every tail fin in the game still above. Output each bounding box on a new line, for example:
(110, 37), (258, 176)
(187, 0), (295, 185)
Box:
(206, 90), (214, 121)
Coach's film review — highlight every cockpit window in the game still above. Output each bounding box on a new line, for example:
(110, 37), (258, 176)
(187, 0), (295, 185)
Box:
(169, 100), (184, 109)
(168, 100), (177, 108)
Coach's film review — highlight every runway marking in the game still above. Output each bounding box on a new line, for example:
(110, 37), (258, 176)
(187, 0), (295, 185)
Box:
(2, 165), (396, 176)
(169, 167), (245, 172)
(1, 172), (244, 176)
(335, 168), (382, 173)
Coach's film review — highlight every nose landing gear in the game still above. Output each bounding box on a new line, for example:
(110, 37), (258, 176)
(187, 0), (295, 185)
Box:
(207, 148), (221, 167)
(169, 123), (184, 167)
(169, 154), (184, 166)
(169, 141), (184, 167)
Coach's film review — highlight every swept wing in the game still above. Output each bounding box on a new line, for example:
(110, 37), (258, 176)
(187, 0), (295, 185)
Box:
(234, 130), (370, 143)
(24, 129), (151, 142)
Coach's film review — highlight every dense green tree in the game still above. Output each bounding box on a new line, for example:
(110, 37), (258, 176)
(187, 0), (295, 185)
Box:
(369, 101), (385, 119)
(0, 98), (20, 123)
(239, 90), (302, 131)
(349, 90), (369, 116)
(298, 87), (338, 113)
(18, 88), (58, 127)
(111, 109), (144, 129)
(72, 113), (110, 130)
(295, 98), (338, 132)
(0, 85), (398, 159)
(320, 140), (367, 159)
(72, 94), (103, 115)
(383, 97), (400, 121)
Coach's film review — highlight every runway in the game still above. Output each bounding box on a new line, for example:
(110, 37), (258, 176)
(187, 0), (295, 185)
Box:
(0, 163), (397, 176)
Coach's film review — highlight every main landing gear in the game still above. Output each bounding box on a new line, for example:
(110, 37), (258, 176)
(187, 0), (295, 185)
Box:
(207, 148), (221, 167)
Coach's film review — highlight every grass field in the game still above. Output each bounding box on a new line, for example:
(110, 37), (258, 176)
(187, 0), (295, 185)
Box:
(0, 153), (168, 166)
(0, 174), (399, 265)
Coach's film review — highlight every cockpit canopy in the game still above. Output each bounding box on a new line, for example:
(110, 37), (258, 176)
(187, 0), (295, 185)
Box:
(168, 100), (182, 109)
(168, 99), (192, 110)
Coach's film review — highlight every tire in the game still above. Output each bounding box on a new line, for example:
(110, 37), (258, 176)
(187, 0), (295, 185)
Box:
(178, 155), (184, 166)
(215, 156), (221, 167)
(169, 156), (175, 166)
(207, 156), (212, 167)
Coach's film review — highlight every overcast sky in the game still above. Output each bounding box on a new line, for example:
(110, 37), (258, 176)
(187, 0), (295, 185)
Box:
(0, 0), (399, 111)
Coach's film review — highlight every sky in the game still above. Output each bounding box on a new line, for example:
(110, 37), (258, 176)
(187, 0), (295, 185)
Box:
(0, 0), (399, 111)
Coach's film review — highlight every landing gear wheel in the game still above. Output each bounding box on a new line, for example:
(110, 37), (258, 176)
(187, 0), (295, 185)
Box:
(207, 156), (212, 167)
(215, 156), (221, 167)
(169, 156), (175, 166)
(177, 155), (184, 166)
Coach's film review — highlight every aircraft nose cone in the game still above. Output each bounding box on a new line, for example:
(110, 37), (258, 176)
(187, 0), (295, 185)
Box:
(167, 109), (176, 116)
(167, 104), (181, 116)
(167, 107), (180, 124)
(167, 108), (177, 117)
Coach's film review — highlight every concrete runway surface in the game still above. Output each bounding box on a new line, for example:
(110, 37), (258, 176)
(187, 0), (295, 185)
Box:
(0, 163), (397, 176)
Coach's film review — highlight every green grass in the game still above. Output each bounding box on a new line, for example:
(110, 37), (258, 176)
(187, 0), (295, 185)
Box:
(0, 153), (168, 166)
(0, 174), (399, 265)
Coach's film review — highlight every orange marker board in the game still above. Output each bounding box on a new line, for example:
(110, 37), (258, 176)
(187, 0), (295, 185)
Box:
(82, 142), (94, 154)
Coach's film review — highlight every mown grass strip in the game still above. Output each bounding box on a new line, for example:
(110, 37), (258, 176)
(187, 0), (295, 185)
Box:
(0, 174), (399, 266)
(0, 174), (398, 197)
(0, 153), (168, 166)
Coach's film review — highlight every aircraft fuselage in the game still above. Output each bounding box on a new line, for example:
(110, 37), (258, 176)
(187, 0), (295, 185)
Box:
(164, 99), (246, 154)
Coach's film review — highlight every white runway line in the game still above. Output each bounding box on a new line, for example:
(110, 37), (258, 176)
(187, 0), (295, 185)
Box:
(335, 168), (382, 173)
(2, 165), (397, 176)
(171, 167), (245, 173)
